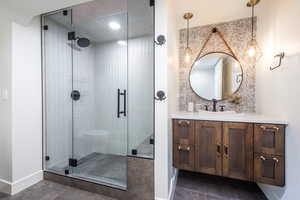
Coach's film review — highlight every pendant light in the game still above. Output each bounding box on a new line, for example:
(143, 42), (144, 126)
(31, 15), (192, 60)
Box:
(183, 13), (193, 63)
(245, 0), (262, 59)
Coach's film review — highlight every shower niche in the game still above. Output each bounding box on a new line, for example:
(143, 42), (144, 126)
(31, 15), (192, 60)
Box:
(42, 0), (154, 190)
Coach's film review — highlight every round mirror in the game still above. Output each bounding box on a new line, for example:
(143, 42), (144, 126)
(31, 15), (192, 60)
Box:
(189, 52), (243, 101)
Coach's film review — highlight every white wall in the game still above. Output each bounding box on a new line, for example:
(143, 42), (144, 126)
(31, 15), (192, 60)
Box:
(155, 0), (173, 199)
(0, 12), (43, 194)
(11, 17), (43, 194)
(256, 0), (300, 199)
(0, 6), (13, 193)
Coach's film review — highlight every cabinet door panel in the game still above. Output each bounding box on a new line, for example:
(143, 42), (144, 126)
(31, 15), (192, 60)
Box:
(195, 121), (222, 176)
(254, 154), (285, 186)
(254, 124), (285, 155)
(173, 120), (194, 145)
(173, 144), (195, 171)
(223, 122), (253, 181)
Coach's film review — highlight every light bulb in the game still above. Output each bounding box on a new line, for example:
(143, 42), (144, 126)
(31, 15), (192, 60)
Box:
(247, 45), (256, 57)
(246, 39), (258, 57)
(184, 47), (192, 63)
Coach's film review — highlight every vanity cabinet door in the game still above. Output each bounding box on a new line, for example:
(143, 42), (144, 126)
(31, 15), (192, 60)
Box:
(173, 144), (195, 171)
(254, 154), (285, 186)
(173, 120), (194, 145)
(223, 122), (254, 181)
(195, 121), (222, 176)
(254, 124), (285, 155)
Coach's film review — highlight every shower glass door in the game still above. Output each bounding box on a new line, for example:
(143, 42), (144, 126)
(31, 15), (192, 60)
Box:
(70, 10), (128, 188)
(43, 3), (128, 189)
(43, 9), (73, 175)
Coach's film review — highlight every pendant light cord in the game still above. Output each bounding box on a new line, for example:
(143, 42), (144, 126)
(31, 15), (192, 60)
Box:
(187, 19), (190, 48)
(251, 5), (254, 40)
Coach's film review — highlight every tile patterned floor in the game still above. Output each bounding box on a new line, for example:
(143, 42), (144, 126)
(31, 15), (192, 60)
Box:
(0, 181), (116, 200)
(174, 171), (268, 200)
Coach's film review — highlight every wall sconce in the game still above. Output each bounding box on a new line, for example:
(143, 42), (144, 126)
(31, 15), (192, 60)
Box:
(270, 52), (285, 71)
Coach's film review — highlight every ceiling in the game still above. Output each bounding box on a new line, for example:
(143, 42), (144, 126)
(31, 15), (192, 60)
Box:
(174, 0), (254, 29)
(1, 0), (92, 24)
(47, 0), (153, 44)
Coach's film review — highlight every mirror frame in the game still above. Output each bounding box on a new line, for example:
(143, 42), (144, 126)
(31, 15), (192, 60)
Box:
(189, 51), (244, 101)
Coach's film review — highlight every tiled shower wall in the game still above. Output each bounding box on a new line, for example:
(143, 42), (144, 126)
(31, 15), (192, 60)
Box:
(179, 18), (256, 113)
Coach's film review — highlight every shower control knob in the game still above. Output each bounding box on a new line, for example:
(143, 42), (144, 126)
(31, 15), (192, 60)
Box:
(71, 90), (81, 101)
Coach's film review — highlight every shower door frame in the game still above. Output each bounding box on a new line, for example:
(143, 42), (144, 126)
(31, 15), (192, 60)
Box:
(41, 0), (156, 191)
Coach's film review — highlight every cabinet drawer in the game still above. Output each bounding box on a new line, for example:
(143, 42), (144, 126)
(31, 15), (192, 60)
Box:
(254, 124), (285, 155)
(254, 154), (285, 186)
(173, 120), (194, 145)
(173, 144), (195, 171)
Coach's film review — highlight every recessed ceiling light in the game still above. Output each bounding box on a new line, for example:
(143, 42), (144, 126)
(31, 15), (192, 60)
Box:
(109, 21), (121, 30)
(117, 40), (127, 46)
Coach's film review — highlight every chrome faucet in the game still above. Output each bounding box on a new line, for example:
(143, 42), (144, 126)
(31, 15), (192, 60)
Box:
(212, 99), (217, 112)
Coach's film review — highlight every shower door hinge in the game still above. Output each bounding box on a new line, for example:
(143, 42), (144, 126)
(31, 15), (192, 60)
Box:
(68, 32), (76, 41)
(43, 25), (48, 31)
(69, 158), (78, 167)
(45, 156), (50, 161)
(132, 149), (138, 155)
(150, 138), (154, 145)
(150, 0), (155, 7)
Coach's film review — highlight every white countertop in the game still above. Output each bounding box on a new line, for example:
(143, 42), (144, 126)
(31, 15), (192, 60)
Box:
(171, 112), (288, 125)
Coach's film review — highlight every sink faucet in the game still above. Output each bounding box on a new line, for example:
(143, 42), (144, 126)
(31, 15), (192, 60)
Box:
(212, 99), (217, 112)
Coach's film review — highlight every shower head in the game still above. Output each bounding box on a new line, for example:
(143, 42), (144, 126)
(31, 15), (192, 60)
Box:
(68, 32), (91, 48)
(77, 37), (90, 48)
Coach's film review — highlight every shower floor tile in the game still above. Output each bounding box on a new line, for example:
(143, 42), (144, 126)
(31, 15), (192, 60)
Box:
(47, 153), (127, 189)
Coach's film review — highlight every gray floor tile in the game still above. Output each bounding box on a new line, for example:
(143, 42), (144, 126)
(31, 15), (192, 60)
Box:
(174, 171), (268, 200)
(0, 181), (116, 200)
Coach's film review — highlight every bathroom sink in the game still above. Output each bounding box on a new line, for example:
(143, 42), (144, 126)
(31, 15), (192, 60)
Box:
(197, 110), (245, 116)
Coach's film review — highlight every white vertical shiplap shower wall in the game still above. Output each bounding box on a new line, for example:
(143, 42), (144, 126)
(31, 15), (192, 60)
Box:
(45, 18), (154, 164)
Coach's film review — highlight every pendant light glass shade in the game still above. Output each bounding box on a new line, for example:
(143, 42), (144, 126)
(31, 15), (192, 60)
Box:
(184, 47), (193, 63)
(246, 39), (259, 57)
(245, 1), (262, 61)
(183, 13), (193, 63)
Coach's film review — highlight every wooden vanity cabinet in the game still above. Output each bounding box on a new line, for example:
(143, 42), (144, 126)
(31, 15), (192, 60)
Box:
(173, 120), (195, 171)
(254, 154), (284, 186)
(173, 119), (286, 187)
(254, 124), (285, 155)
(223, 123), (253, 181)
(254, 124), (285, 186)
(195, 121), (222, 176)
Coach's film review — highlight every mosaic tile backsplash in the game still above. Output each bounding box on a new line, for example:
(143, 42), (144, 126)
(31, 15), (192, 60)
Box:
(179, 18), (256, 113)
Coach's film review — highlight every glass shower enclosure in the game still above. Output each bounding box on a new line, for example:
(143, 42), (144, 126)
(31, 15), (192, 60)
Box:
(42, 0), (154, 189)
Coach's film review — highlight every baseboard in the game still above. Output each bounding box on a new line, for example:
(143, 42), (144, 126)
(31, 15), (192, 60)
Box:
(0, 178), (11, 194)
(0, 170), (43, 195)
(168, 169), (178, 200)
(11, 170), (43, 195)
(258, 184), (280, 200)
(156, 169), (178, 200)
